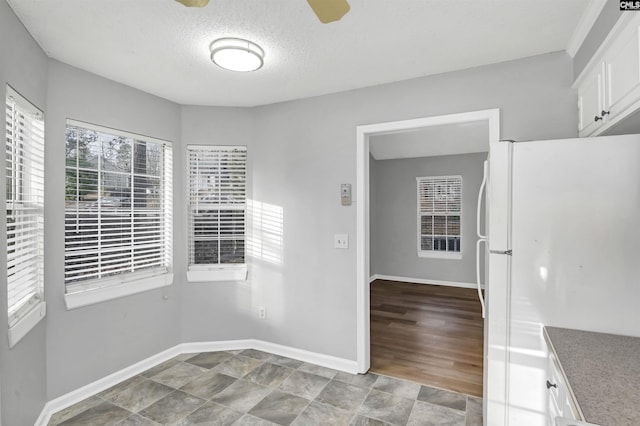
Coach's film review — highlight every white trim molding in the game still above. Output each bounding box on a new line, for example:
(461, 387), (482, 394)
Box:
(179, 340), (358, 374)
(65, 273), (174, 310)
(356, 108), (500, 375)
(252, 340), (358, 374)
(573, 10), (636, 87)
(566, 0), (608, 58)
(35, 344), (182, 426)
(418, 252), (463, 260)
(35, 339), (358, 426)
(187, 265), (248, 282)
(8, 301), (46, 348)
(369, 274), (484, 290)
(416, 175), (464, 259)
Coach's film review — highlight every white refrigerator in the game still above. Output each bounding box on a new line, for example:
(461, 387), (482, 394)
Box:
(482, 134), (640, 425)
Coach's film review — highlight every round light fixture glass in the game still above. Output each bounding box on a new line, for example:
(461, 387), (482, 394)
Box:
(210, 38), (265, 72)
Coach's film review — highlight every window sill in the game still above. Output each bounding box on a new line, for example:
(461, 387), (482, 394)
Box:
(187, 264), (248, 282)
(8, 301), (46, 348)
(418, 251), (463, 260)
(65, 272), (174, 310)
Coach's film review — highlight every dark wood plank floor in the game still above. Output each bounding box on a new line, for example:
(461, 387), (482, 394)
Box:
(370, 279), (484, 397)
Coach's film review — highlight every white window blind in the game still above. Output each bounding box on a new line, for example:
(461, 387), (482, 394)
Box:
(5, 85), (45, 328)
(187, 145), (246, 276)
(64, 120), (173, 292)
(417, 175), (462, 257)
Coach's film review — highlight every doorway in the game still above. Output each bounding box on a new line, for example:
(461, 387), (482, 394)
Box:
(355, 109), (500, 392)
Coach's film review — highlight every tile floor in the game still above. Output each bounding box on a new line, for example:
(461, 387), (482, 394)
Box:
(48, 349), (483, 426)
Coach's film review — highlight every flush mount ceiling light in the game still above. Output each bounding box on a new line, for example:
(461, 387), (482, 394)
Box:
(210, 38), (265, 72)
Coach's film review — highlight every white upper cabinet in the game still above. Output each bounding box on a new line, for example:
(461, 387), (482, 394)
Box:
(576, 13), (640, 137)
(577, 64), (605, 136)
(605, 21), (640, 119)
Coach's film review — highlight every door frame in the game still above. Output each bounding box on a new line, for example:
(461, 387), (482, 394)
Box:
(355, 108), (501, 373)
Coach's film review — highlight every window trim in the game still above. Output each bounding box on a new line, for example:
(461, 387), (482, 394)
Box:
(186, 264), (248, 283)
(186, 144), (247, 282)
(63, 119), (173, 309)
(8, 301), (46, 348)
(5, 85), (46, 347)
(417, 250), (462, 260)
(416, 175), (463, 260)
(65, 270), (173, 310)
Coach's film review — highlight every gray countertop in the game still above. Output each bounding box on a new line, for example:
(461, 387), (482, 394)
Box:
(544, 326), (640, 426)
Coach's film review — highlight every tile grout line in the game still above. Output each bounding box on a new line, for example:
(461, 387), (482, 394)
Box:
(372, 369), (481, 400)
(356, 385), (377, 424)
(51, 349), (480, 426)
(284, 394), (313, 426)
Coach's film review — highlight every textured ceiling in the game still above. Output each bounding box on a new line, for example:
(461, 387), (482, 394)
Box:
(8, 0), (592, 107)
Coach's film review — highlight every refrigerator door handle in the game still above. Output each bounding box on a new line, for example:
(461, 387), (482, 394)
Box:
(476, 238), (487, 319)
(489, 249), (512, 256)
(477, 160), (488, 239)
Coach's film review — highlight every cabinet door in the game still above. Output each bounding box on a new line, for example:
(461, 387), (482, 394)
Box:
(578, 64), (605, 137)
(547, 351), (581, 422)
(548, 393), (562, 426)
(605, 21), (640, 120)
(560, 394), (579, 421)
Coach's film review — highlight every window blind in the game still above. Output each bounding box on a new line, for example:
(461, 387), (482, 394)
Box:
(5, 85), (45, 327)
(64, 120), (173, 291)
(187, 145), (246, 267)
(417, 175), (462, 254)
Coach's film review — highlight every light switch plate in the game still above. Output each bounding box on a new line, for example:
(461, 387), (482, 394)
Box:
(334, 234), (349, 249)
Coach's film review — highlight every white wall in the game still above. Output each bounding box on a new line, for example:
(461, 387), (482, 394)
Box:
(370, 153), (487, 284)
(0, 2), (49, 424)
(45, 60), (183, 399)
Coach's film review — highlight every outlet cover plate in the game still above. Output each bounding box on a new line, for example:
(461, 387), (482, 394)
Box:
(334, 234), (349, 249)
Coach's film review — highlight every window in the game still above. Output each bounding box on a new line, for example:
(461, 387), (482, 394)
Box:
(417, 175), (462, 259)
(64, 120), (173, 308)
(187, 145), (247, 282)
(5, 85), (46, 347)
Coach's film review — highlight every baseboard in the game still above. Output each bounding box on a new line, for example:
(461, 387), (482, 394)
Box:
(180, 339), (255, 354)
(369, 273), (484, 290)
(252, 340), (358, 374)
(35, 339), (357, 425)
(179, 339), (357, 373)
(35, 344), (183, 426)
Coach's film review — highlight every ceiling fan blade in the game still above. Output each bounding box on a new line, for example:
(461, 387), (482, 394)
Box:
(306, 0), (350, 23)
(175, 0), (210, 7)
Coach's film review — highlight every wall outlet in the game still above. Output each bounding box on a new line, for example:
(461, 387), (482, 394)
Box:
(258, 306), (267, 320)
(334, 234), (349, 249)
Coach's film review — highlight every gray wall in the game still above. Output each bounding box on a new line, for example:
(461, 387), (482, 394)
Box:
(180, 51), (576, 361)
(0, 4), (579, 418)
(180, 105), (257, 343)
(370, 153), (487, 284)
(45, 60), (183, 399)
(574, 0), (623, 79)
(0, 1), (49, 424)
(369, 153), (378, 279)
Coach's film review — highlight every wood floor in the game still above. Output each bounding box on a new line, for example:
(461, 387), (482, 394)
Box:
(370, 279), (484, 397)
